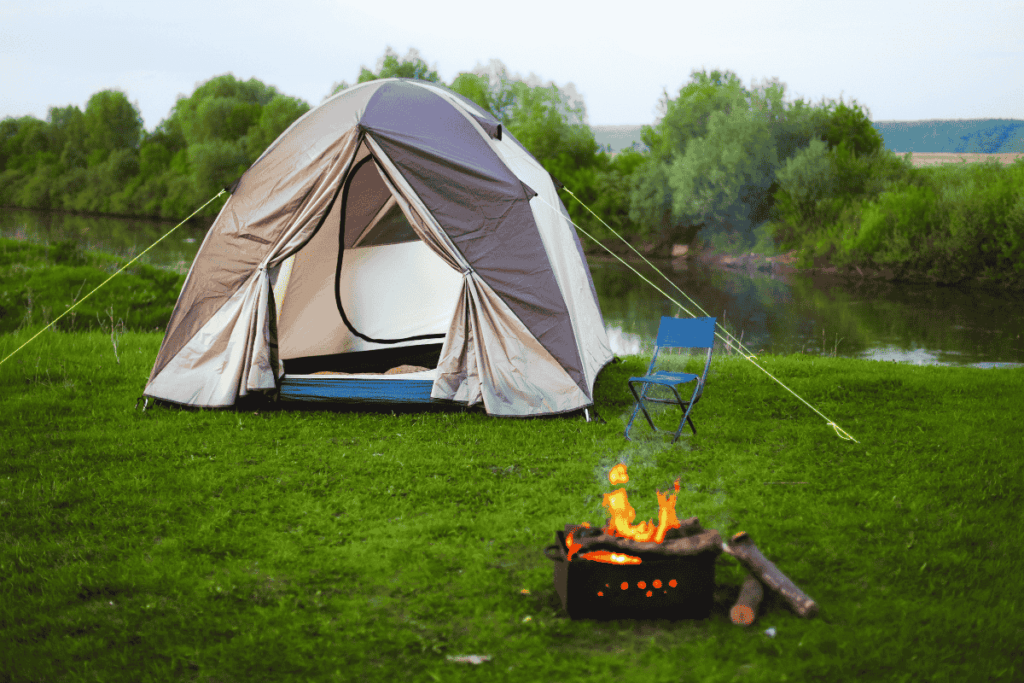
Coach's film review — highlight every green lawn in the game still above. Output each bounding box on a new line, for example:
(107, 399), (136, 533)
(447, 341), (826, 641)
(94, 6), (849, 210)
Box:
(1, 329), (1021, 682)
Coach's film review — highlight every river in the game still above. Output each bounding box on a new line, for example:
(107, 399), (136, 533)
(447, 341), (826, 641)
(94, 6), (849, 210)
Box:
(3, 207), (1022, 368)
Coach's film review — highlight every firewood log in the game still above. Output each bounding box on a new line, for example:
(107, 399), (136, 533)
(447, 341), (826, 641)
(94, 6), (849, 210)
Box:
(573, 528), (722, 558)
(723, 531), (818, 618)
(730, 574), (764, 626)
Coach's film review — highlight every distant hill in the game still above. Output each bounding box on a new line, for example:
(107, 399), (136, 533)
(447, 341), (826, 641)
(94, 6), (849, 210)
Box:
(871, 119), (1024, 153)
(590, 119), (1024, 155)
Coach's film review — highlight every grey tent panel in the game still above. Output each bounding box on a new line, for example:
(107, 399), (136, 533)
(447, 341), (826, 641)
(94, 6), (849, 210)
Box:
(362, 81), (588, 394)
(342, 156), (393, 249)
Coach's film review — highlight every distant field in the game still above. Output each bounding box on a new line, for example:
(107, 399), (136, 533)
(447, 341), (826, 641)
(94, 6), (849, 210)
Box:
(897, 151), (1024, 167)
(592, 118), (1024, 157)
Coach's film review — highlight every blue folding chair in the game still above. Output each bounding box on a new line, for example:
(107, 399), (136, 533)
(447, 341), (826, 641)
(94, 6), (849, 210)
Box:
(625, 316), (716, 443)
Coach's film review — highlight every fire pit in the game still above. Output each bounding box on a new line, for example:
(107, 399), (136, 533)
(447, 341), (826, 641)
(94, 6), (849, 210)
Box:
(545, 463), (722, 620)
(545, 463), (819, 623)
(545, 523), (719, 620)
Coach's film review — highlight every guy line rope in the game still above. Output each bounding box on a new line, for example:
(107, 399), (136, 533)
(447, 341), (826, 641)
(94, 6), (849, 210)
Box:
(546, 187), (858, 444)
(0, 190), (226, 368)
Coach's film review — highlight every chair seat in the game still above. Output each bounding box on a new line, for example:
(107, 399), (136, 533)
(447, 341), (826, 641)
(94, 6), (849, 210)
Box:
(628, 372), (698, 386)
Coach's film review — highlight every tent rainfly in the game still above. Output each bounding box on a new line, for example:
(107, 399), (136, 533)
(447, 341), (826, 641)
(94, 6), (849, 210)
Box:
(144, 78), (614, 416)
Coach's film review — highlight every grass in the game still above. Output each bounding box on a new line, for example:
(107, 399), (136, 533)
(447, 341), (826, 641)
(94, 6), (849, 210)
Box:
(0, 237), (184, 334)
(1, 329), (1022, 682)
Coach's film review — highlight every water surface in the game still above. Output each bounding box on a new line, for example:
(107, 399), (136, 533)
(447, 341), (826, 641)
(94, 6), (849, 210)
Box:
(592, 256), (1024, 367)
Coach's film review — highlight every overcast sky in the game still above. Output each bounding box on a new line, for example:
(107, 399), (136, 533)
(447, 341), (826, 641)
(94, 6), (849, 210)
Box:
(2, 0), (1022, 131)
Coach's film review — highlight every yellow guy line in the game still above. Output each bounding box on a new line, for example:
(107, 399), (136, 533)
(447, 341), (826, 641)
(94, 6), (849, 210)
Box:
(545, 188), (858, 444)
(563, 187), (760, 360)
(0, 190), (226, 368)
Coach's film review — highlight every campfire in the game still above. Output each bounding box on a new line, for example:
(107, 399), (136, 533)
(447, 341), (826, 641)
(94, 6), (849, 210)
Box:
(546, 463), (819, 623)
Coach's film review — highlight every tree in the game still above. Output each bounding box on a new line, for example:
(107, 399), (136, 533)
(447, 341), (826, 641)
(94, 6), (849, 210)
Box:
(83, 90), (143, 155)
(447, 60), (517, 122)
(819, 100), (883, 158)
(649, 70), (749, 162)
(628, 70), (752, 248)
(0, 116), (50, 171)
(243, 94), (310, 159)
(503, 80), (597, 168)
(667, 105), (779, 240)
(47, 105), (87, 169)
(152, 74), (309, 214)
(628, 69), (847, 251)
(448, 72), (493, 114)
(169, 74), (281, 148)
(357, 47), (440, 84)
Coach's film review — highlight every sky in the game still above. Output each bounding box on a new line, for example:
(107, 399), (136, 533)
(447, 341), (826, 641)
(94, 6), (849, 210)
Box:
(2, 0), (1022, 131)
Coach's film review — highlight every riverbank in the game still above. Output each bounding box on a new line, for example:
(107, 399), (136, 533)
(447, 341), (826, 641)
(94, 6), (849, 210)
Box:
(691, 248), (1024, 291)
(0, 237), (184, 334)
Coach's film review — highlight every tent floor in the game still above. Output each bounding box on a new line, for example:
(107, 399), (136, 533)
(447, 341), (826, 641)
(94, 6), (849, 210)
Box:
(279, 344), (443, 404)
(279, 372), (435, 404)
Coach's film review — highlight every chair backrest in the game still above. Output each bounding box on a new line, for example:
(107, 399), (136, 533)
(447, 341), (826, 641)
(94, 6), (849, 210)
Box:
(646, 316), (717, 390)
(655, 316), (717, 349)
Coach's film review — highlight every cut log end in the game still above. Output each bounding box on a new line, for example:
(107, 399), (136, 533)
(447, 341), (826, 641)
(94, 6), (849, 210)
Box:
(730, 573), (764, 626)
(730, 605), (756, 626)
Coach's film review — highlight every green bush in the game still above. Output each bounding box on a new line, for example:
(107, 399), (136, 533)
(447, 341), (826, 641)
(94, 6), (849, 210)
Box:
(850, 184), (938, 266)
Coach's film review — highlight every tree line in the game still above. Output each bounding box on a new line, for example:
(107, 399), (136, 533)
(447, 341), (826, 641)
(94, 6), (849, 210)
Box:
(3, 48), (1022, 287)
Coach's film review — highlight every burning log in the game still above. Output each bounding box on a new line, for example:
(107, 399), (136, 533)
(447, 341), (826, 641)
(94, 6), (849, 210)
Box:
(723, 531), (819, 618)
(567, 516), (703, 540)
(729, 574), (764, 626)
(572, 527), (723, 559)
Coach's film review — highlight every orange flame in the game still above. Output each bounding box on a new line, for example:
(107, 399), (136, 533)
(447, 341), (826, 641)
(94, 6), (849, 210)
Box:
(566, 532), (582, 561)
(601, 464), (682, 543)
(580, 551), (642, 565)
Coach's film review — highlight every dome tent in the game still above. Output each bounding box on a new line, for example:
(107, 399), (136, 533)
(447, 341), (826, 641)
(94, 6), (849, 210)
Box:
(144, 78), (614, 416)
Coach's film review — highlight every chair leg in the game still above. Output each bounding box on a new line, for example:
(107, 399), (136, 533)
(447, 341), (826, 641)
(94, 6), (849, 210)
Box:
(625, 381), (657, 441)
(668, 385), (702, 444)
(624, 396), (641, 441)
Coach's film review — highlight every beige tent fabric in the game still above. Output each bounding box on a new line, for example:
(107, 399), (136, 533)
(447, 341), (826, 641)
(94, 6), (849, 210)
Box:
(436, 270), (586, 414)
(144, 275), (262, 406)
(145, 129), (361, 404)
(242, 269), (276, 396)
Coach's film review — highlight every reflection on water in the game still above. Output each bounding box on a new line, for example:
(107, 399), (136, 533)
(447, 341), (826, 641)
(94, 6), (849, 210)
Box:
(3, 208), (1022, 368)
(0, 207), (209, 275)
(591, 257), (1024, 368)
(605, 326), (643, 356)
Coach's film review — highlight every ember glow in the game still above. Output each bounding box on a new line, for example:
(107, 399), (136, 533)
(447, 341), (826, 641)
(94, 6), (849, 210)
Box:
(579, 551), (642, 565)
